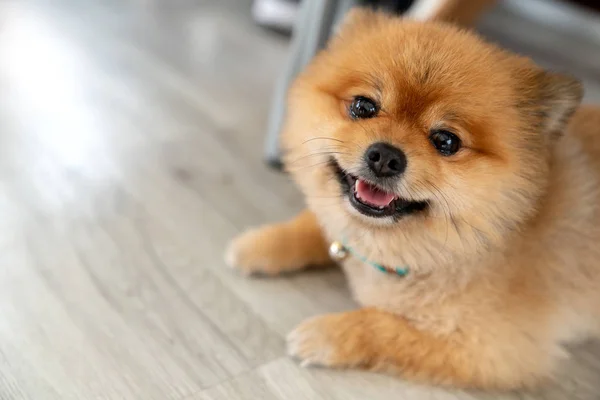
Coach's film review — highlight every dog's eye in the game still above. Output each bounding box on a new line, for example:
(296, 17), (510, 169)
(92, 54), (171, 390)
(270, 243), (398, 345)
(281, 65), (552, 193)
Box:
(349, 96), (378, 119)
(429, 130), (461, 156)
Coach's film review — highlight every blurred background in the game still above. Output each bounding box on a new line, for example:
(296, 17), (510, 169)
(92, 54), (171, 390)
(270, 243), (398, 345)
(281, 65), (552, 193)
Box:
(0, 0), (599, 399)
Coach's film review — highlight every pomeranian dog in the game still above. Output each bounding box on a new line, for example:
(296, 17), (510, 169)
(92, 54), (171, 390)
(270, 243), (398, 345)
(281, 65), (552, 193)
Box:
(226, 9), (600, 389)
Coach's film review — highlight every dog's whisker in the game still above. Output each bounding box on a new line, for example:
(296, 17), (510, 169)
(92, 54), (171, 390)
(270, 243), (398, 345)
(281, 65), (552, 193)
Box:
(287, 160), (339, 172)
(301, 137), (346, 144)
(286, 151), (349, 166)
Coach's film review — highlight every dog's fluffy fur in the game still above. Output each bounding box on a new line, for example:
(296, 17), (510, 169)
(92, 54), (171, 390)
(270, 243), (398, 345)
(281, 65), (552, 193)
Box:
(226, 9), (600, 389)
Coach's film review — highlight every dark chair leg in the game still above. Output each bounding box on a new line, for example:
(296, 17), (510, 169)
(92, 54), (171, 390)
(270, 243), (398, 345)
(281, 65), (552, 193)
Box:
(263, 0), (359, 169)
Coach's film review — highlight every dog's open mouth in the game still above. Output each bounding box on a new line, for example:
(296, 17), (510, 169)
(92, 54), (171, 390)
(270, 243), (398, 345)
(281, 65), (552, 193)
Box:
(329, 158), (428, 219)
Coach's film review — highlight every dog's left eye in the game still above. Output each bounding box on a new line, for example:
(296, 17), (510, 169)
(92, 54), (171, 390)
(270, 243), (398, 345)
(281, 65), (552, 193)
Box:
(349, 96), (378, 119)
(429, 130), (461, 156)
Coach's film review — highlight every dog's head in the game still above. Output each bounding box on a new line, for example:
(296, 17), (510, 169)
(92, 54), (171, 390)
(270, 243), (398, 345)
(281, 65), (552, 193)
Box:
(282, 9), (582, 266)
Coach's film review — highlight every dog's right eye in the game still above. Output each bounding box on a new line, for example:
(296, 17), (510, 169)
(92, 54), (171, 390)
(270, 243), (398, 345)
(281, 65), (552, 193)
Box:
(349, 96), (378, 119)
(429, 130), (461, 156)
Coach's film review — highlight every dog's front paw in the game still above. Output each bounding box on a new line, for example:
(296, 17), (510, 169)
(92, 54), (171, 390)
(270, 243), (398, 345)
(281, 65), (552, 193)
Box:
(225, 211), (332, 276)
(225, 225), (306, 275)
(287, 314), (366, 369)
(225, 228), (279, 275)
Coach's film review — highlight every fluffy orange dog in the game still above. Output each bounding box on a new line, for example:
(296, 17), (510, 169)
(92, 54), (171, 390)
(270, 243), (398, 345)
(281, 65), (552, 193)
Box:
(226, 9), (600, 389)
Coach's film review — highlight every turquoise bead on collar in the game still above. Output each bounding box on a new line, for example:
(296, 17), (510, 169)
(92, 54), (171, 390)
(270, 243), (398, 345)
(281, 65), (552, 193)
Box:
(328, 240), (409, 277)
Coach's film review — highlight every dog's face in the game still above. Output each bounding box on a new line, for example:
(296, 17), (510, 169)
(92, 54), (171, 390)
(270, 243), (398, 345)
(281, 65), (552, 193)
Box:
(282, 10), (581, 265)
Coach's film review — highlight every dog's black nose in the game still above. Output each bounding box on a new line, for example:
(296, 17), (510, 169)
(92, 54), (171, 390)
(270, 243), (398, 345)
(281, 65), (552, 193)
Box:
(365, 142), (406, 177)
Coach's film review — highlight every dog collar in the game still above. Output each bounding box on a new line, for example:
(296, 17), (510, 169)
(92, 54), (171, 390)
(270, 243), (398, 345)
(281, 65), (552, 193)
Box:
(328, 240), (409, 277)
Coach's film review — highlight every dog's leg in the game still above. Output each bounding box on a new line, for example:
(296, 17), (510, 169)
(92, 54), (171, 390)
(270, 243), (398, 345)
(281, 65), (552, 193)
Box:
(288, 307), (551, 389)
(226, 209), (332, 275)
(408, 0), (497, 26)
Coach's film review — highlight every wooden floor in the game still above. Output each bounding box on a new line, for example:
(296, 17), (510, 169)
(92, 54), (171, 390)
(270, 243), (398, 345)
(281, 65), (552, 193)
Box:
(0, 0), (599, 399)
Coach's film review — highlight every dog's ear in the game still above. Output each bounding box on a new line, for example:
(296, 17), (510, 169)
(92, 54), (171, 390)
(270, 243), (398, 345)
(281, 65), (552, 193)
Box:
(334, 7), (387, 37)
(532, 71), (583, 139)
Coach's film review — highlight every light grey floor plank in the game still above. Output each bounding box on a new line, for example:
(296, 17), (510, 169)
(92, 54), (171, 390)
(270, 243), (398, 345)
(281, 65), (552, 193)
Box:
(197, 358), (477, 400)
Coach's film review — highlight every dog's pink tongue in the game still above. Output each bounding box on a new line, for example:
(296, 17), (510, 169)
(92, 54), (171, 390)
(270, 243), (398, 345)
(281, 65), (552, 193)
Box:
(355, 179), (395, 207)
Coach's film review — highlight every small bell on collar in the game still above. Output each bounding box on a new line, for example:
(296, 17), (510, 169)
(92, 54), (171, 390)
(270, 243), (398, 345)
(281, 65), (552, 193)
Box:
(328, 241), (348, 261)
